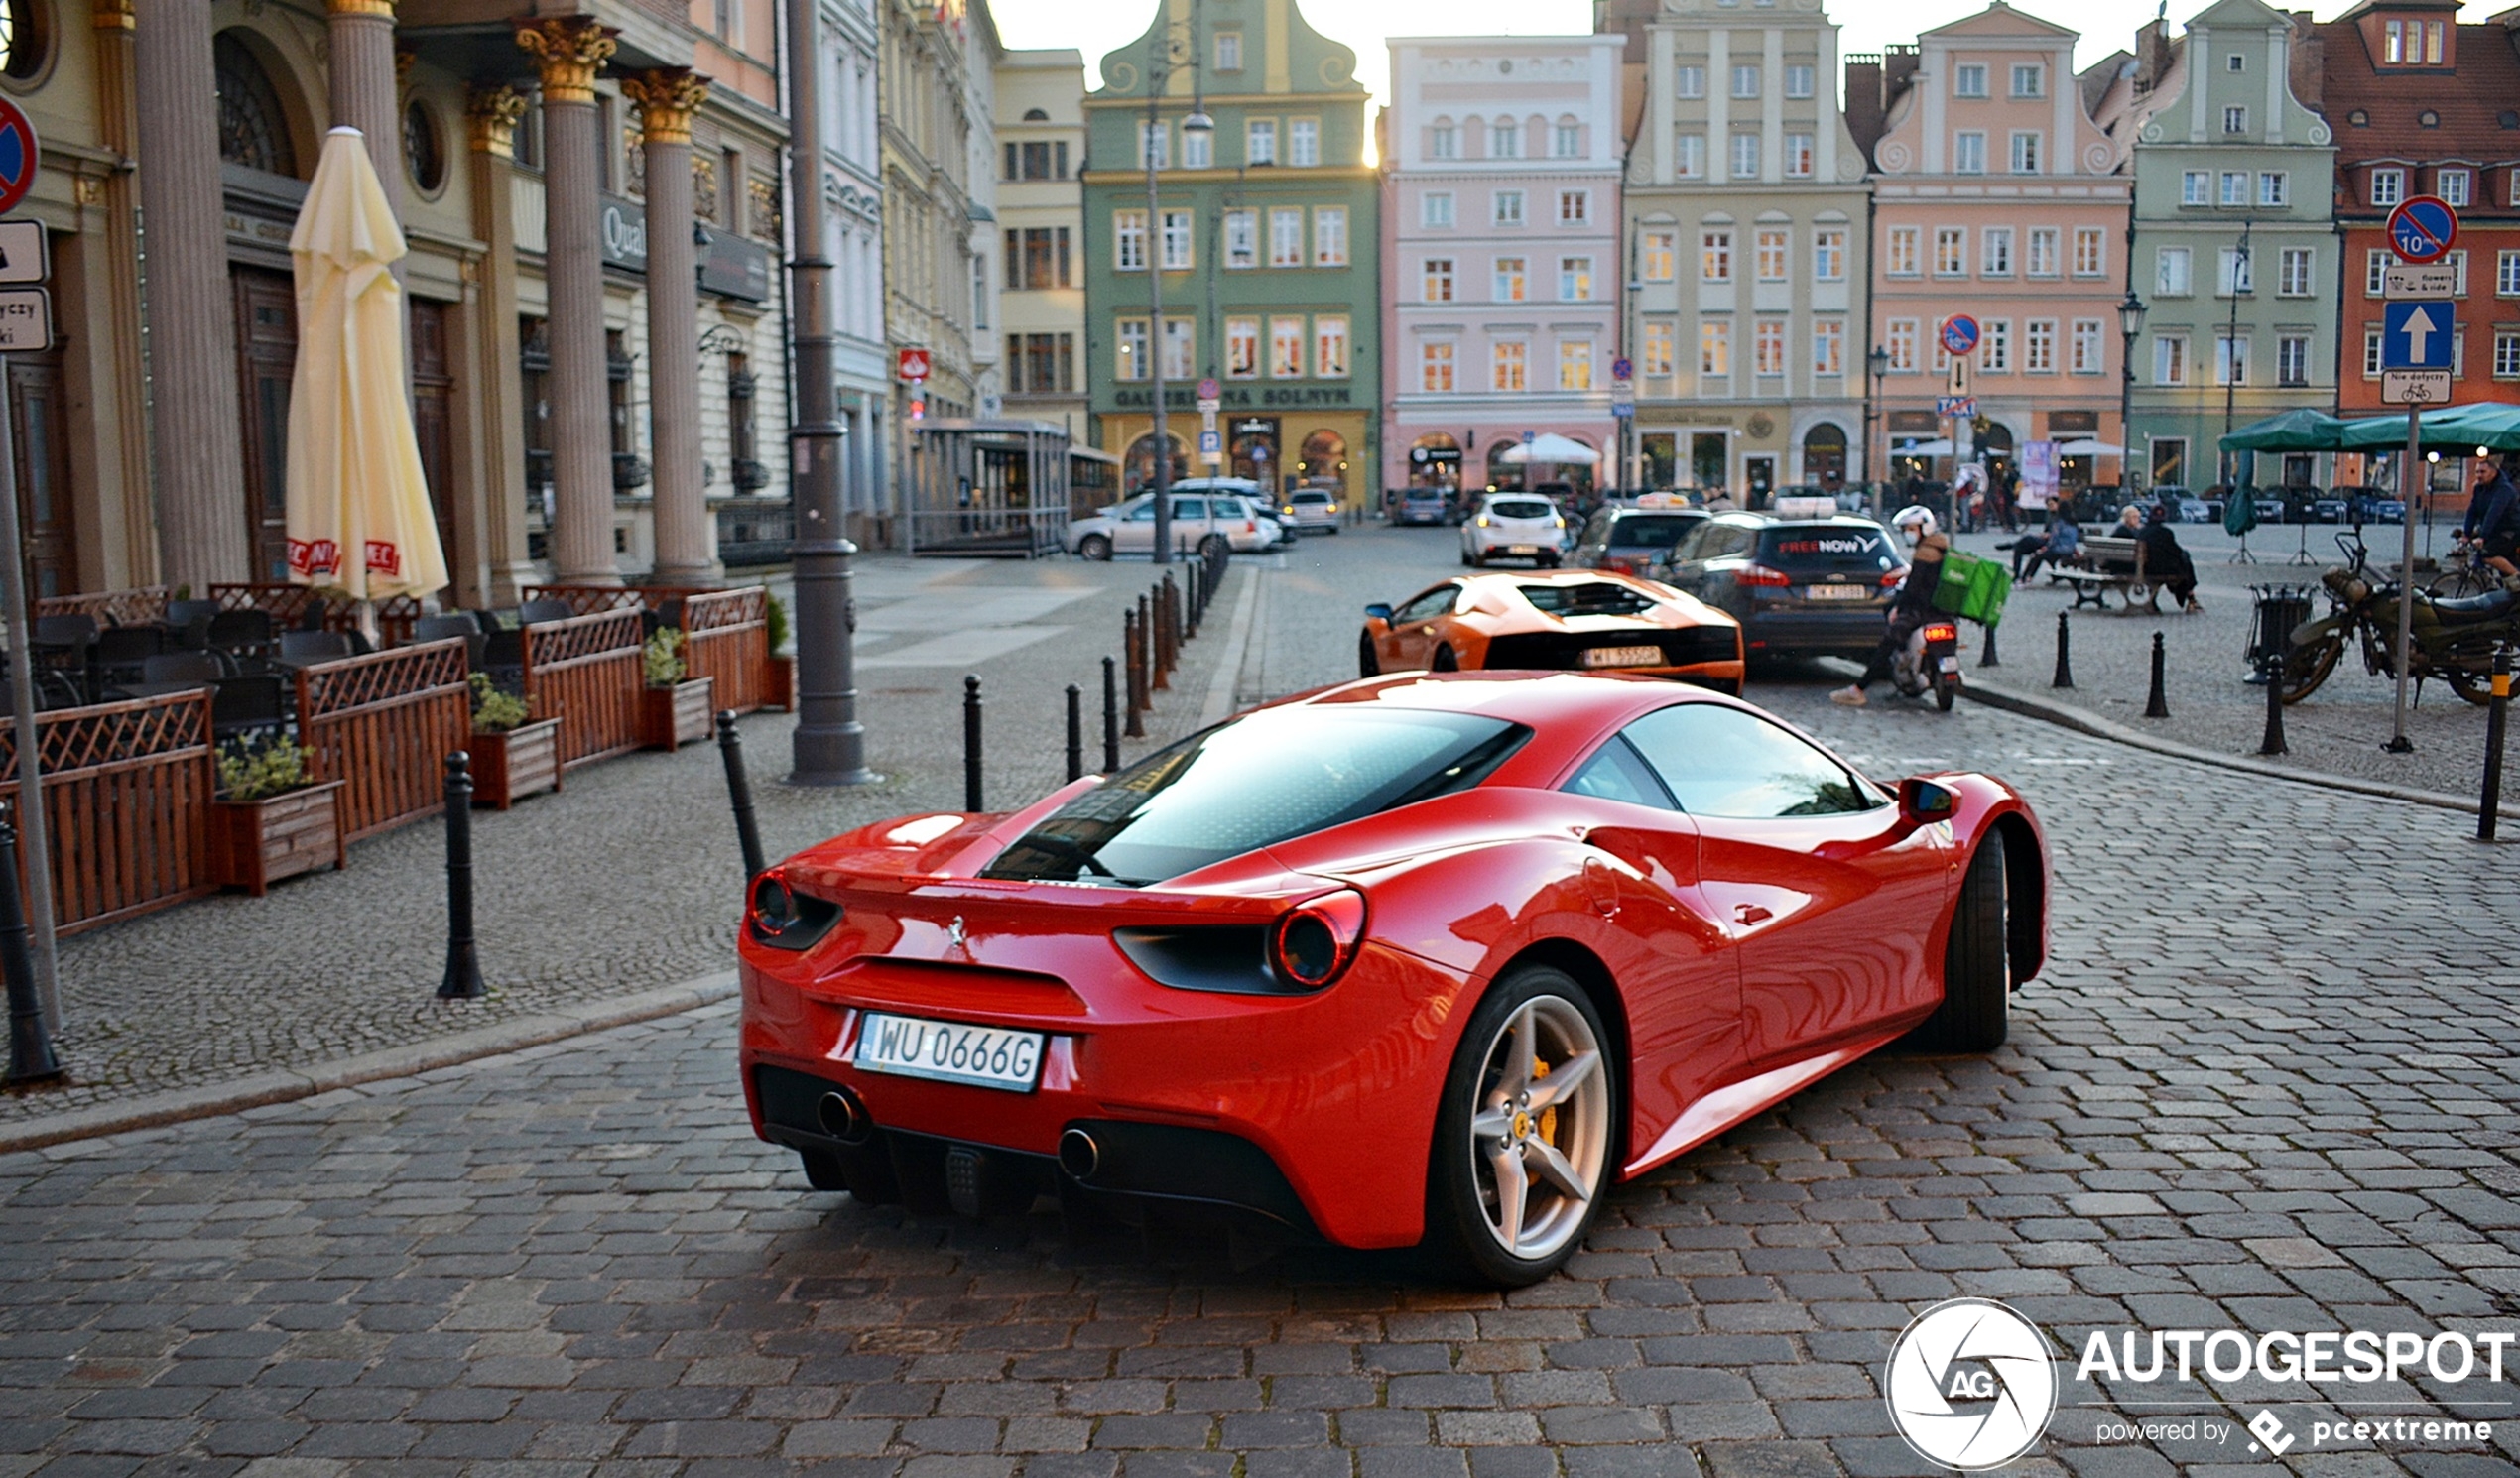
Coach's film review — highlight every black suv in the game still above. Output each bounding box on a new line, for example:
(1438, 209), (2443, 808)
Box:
(1652, 513), (1904, 662)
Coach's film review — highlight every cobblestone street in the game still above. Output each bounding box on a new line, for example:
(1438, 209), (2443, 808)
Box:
(4, 526), (2517, 1476)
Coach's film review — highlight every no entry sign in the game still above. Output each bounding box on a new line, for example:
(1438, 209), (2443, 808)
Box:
(0, 98), (38, 218)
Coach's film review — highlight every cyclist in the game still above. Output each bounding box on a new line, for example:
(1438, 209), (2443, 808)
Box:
(2457, 455), (2520, 580)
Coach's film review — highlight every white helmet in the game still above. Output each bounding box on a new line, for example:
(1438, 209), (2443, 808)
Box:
(1892, 505), (1938, 540)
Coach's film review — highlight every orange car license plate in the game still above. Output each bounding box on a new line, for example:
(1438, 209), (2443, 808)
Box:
(1582, 645), (1666, 669)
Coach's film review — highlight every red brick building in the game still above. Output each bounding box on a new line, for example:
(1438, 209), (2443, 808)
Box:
(2325, 0), (2520, 419)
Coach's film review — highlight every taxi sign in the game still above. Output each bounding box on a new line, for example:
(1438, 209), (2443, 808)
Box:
(0, 100), (36, 218)
(2388, 196), (2458, 264)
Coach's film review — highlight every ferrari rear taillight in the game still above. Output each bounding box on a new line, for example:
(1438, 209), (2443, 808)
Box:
(1269, 888), (1367, 989)
(1735, 563), (1793, 587)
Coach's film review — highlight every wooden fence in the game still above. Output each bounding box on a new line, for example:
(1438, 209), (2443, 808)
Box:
(521, 608), (645, 769)
(210, 583), (427, 648)
(0, 690), (215, 936)
(35, 586), (169, 627)
(523, 583), (770, 717)
(295, 639), (471, 842)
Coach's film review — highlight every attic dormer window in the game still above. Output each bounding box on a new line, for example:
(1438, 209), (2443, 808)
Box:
(2382, 17), (2445, 64)
(2420, 109), (2441, 127)
(2227, 53), (2245, 70)
(2348, 108), (2370, 126)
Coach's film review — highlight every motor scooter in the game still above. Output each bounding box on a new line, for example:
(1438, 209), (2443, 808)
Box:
(1889, 619), (1963, 711)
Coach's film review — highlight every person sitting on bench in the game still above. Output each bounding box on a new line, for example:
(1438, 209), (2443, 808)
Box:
(2008, 497), (2080, 581)
(2136, 503), (2203, 613)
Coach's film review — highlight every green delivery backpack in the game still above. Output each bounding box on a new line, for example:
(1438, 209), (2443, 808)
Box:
(1930, 551), (2012, 626)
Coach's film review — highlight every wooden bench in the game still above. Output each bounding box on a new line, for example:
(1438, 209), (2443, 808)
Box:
(2047, 535), (2166, 611)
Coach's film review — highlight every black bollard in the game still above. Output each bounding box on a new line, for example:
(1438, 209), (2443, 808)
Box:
(2052, 611), (2075, 689)
(2481, 645), (2511, 843)
(714, 710), (767, 880)
(1123, 612), (1145, 738)
(1065, 683), (1084, 784)
(1102, 655), (1121, 769)
(1186, 562), (1202, 638)
(0, 802), (63, 1086)
(2144, 632), (2171, 719)
(1979, 620), (2000, 669)
(963, 675), (984, 812)
(439, 753), (486, 1000)
(2259, 643), (2289, 757)
(1145, 593), (1167, 691)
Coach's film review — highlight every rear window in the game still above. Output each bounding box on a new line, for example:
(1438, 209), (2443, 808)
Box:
(981, 708), (1530, 886)
(1518, 581), (1658, 617)
(1758, 526), (1899, 573)
(1608, 514), (1704, 550)
(1293, 491), (1333, 505)
(1489, 499), (1554, 520)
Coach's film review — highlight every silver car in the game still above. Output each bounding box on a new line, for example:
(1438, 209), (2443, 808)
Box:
(1068, 492), (1278, 560)
(1283, 487), (1341, 535)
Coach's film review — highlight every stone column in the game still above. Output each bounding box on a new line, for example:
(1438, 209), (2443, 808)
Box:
(326, 0), (401, 214)
(466, 86), (535, 606)
(84, 0), (158, 586)
(622, 68), (715, 585)
(134, 0), (250, 587)
(516, 18), (620, 584)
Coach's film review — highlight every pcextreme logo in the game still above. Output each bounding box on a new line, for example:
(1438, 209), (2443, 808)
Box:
(1886, 1298), (2059, 1470)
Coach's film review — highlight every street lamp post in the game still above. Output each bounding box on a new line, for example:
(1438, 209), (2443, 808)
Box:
(2118, 289), (2150, 496)
(1865, 344), (1891, 513)
(2221, 220), (2252, 487)
(1142, 13), (1211, 566)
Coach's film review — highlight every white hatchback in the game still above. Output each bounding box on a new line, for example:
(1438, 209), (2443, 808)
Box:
(1459, 494), (1567, 567)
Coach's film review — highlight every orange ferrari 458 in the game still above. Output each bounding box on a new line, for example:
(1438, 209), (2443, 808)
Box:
(1361, 571), (1746, 694)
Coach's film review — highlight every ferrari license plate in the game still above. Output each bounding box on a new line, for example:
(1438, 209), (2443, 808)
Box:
(1582, 644), (1666, 669)
(1804, 583), (1869, 600)
(854, 1012), (1045, 1092)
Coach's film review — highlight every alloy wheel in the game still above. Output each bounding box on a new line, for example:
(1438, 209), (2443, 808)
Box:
(1467, 995), (1609, 1262)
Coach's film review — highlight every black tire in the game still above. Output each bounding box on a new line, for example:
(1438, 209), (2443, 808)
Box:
(1936, 677), (1957, 712)
(1432, 644), (1459, 672)
(1909, 831), (2008, 1053)
(1359, 633), (1381, 678)
(1077, 533), (1112, 562)
(2280, 631), (2344, 704)
(2446, 669), (2497, 707)
(1423, 965), (1617, 1287)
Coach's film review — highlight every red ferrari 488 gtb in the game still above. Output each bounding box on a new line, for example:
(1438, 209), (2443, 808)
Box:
(738, 673), (2047, 1285)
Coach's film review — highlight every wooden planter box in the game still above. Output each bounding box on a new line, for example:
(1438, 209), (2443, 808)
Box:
(468, 715), (564, 809)
(641, 676), (715, 751)
(206, 781), (346, 896)
(763, 655), (794, 710)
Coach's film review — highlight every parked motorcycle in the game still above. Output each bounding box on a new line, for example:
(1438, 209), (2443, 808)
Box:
(1890, 618), (1964, 711)
(2282, 531), (2520, 706)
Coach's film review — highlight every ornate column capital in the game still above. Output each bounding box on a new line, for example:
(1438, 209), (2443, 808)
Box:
(514, 17), (616, 105)
(465, 84), (529, 157)
(325, 0), (395, 16)
(620, 67), (710, 146)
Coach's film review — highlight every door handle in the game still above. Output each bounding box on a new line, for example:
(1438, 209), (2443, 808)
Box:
(1733, 903), (1772, 925)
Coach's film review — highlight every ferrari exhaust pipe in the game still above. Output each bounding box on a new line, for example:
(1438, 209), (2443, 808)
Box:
(816, 1089), (870, 1144)
(1059, 1127), (1100, 1180)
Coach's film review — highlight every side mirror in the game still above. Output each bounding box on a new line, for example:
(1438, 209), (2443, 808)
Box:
(1899, 777), (1957, 826)
(1363, 603), (1395, 624)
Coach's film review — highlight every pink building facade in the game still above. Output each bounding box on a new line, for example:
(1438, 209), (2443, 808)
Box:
(1861, 4), (2131, 490)
(1381, 36), (1626, 496)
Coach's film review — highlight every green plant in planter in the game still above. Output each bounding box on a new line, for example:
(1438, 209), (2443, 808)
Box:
(469, 673), (531, 733)
(765, 591), (791, 656)
(217, 735), (312, 801)
(643, 627), (689, 687)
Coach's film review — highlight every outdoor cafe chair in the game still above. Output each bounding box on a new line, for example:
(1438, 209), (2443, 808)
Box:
(518, 598), (576, 626)
(413, 613), (486, 671)
(94, 625), (166, 687)
(209, 675), (287, 743)
(164, 598), (220, 632)
(276, 630), (354, 669)
(31, 614), (99, 703)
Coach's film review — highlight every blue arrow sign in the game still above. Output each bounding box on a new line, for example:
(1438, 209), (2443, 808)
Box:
(2388, 197), (2458, 264)
(2383, 301), (2456, 369)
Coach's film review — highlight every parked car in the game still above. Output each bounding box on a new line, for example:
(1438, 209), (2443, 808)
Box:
(1652, 512), (1905, 662)
(1568, 504), (1712, 577)
(1167, 477), (1291, 544)
(2169, 495), (2213, 524)
(2348, 490), (2406, 524)
(1396, 487), (1452, 527)
(1357, 570), (1743, 693)
(1461, 494), (1569, 567)
(738, 670), (2048, 1283)
(2314, 488), (2354, 523)
(1282, 487), (1341, 535)
(1068, 491), (1276, 560)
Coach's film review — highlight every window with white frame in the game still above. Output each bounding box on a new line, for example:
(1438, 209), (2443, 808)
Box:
(2511, 169), (2520, 205)
(1423, 258), (1452, 303)
(2218, 246), (2252, 296)
(1491, 115), (1522, 160)
(1675, 134), (1706, 178)
(2451, 249), (2471, 296)
(1314, 316), (1348, 379)
(1815, 228), (1846, 281)
(2227, 51), (2245, 70)
(1982, 227), (2013, 277)
(1493, 256), (1526, 302)
(1116, 318), (1149, 380)
(2258, 172), (2288, 207)
(1492, 340), (1527, 392)
(1289, 118), (1319, 167)
(1756, 230), (1788, 281)
(1225, 209), (1257, 269)
(2183, 170), (2210, 205)
(2011, 62), (2044, 96)
(2442, 168), (2472, 207)
(1732, 63), (1761, 97)
(1814, 318), (1843, 376)
(1160, 210), (1193, 270)
(1887, 226), (1920, 276)
(1754, 318), (1786, 376)
(1141, 121), (1169, 170)
(1554, 120), (1581, 158)
(1700, 321), (1730, 376)
(1183, 129), (1211, 170)
(1247, 120), (1276, 165)
(1787, 63), (1815, 97)
(1954, 131), (1987, 174)
(1268, 207), (1303, 267)
(1420, 339), (1453, 392)
(1214, 30), (1241, 71)
(1954, 62), (1987, 97)
(2497, 331), (2520, 379)
(1225, 316), (1259, 378)
(1981, 318), (2011, 372)
(1935, 227), (1965, 276)
(2157, 245), (2192, 297)
(2009, 131), (2041, 173)
(1785, 134), (1813, 177)
(1115, 209), (1147, 271)
(2028, 227), (2059, 277)
(1887, 318), (1919, 371)
(1430, 121), (1457, 160)
(1643, 230), (1677, 282)
(1559, 340), (1592, 391)
(2215, 332), (2248, 386)
(2075, 228), (2105, 277)
(1161, 318), (1194, 380)
(2157, 333), (2189, 385)
(1313, 207), (1347, 266)
(2280, 247), (2313, 296)
(2371, 168), (2404, 206)
(2362, 326), (2383, 376)
(2501, 249), (2520, 297)
(1421, 192), (1453, 229)
(2279, 334), (2311, 386)
(2382, 17), (2445, 62)
(2219, 170), (2247, 205)
(1676, 65), (1705, 98)
(2071, 318), (2103, 374)
(2222, 105), (2248, 134)
(2366, 248), (2390, 296)
(1702, 230), (1732, 282)
(1642, 320), (1676, 377)
(1558, 256), (1592, 301)
(1270, 316), (1304, 377)
(2024, 319), (2055, 372)
(1558, 190), (1589, 226)
(1494, 189), (1525, 226)
(1731, 133), (1760, 178)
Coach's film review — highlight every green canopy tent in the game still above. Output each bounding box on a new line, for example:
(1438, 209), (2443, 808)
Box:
(2216, 408), (2350, 452)
(2331, 404), (2520, 451)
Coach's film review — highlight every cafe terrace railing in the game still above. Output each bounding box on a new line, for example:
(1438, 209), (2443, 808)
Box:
(34, 585), (170, 627)
(0, 689), (215, 935)
(523, 583), (770, 717)
(294, 638), (471, 842)
(520, 608), (645, 769)
(210, 583), (427, 648)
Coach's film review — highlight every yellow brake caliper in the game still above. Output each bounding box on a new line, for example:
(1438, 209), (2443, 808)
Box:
(1534, 1057), (1557, 1146)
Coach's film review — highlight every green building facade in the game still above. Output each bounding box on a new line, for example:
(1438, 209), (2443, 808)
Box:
(1084, 0), (1382, 504)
